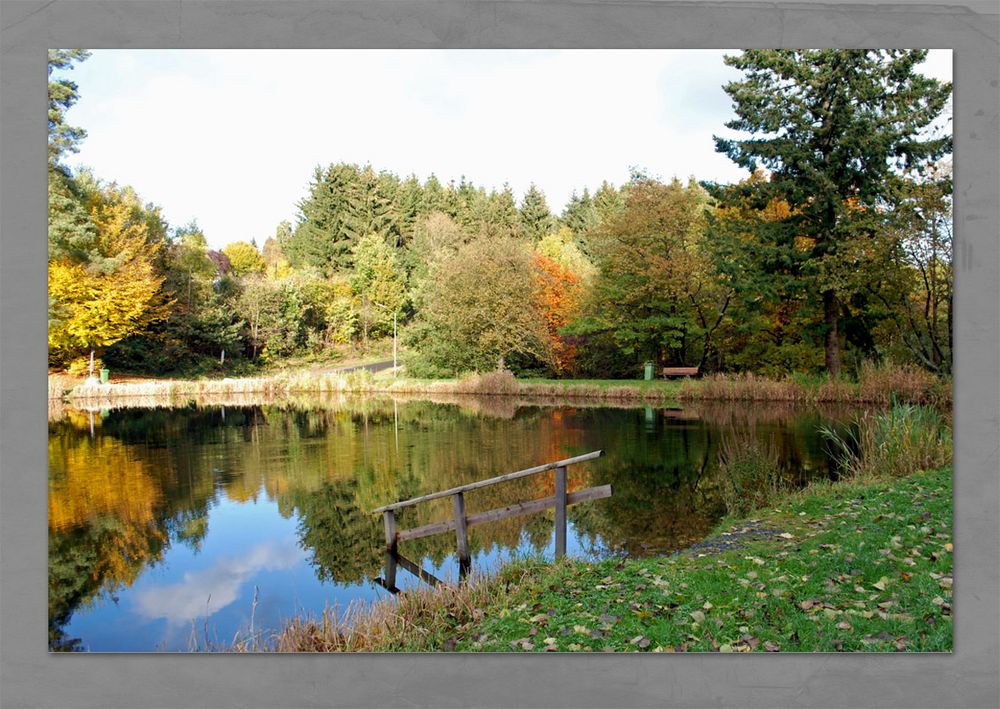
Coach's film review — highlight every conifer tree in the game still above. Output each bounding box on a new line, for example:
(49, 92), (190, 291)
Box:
(711, 50), (951, 374)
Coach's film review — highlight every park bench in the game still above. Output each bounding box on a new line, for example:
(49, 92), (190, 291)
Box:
(662, 366), (700, 379)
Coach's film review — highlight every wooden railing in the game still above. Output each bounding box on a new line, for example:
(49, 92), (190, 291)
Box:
(372, 450), (610, 590)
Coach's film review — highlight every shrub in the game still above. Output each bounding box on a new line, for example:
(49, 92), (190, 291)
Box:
(718, 428), (788, 516)
(454, 368), (520, 396)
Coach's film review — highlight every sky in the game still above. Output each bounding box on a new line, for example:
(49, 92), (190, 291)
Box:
(59, 49), (952, 250)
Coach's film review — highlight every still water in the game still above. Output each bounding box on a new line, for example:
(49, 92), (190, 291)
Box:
(48, 396), (858, 651)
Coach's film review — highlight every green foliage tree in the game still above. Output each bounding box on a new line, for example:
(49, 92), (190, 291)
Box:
(350, 234), (407, 341)
(571, 177), (728, 370)
(711, 49), (952, 375)
(406, 237), (553, 376)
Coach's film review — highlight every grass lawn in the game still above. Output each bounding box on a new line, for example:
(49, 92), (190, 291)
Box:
(442, 467), (953, 652)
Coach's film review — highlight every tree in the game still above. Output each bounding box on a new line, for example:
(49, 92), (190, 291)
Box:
(711, 50), (952, 375)
(572, 177), (728, 369)
(532, 252), (583, 374)
(866, 162), (953, 373)
(350, 234), (407, 342)
(48, 49), (91, 167)
(48, 184), (169, 370)
(561, 188), (598, 239)
(519, 184), (556, 241)
(222, 241), (266, 276)
(406, 237), (553, 376)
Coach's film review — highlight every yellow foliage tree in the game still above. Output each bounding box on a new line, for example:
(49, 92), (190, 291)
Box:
(48, 185), (168, 370)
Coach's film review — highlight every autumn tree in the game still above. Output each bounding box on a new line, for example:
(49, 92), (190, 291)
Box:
(711, 50), (952, 375)
(223, 240), (266, 276)
(532, 252), (584, 374)
(48, 184), (169, 371)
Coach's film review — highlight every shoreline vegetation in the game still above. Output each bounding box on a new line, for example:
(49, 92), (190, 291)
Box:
(50, 362), (950, 413)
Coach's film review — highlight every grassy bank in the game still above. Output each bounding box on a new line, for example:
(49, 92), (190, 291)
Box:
(239, 464), (952, 653)
(51, 362), (949, 409)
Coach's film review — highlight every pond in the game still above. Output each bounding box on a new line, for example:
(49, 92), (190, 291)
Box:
(48, 395), (862, 651)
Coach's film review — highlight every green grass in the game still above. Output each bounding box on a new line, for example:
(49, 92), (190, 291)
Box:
(454, 467), (952, 653)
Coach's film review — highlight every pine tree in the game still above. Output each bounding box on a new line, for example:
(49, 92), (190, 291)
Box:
(519, 184), (556, 241)
(48, 49), (91, 167)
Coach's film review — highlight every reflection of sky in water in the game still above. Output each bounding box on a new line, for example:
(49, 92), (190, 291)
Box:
(64, 499), (385, 651)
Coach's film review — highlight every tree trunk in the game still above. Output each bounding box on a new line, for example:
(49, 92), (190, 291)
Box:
(823, 290), (841, 376)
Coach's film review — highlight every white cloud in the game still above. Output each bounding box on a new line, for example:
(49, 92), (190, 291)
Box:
(64, 49), (952, 250)
(131, 540), (305, 625)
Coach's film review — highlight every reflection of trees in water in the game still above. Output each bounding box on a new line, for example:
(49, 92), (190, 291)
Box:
(48, 398), (856, 647)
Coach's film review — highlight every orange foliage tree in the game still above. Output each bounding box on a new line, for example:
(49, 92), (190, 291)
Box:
(532, 252), (583, 375)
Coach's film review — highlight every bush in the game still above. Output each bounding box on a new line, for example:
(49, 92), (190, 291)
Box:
(718, 428), (788, 516)
(454, 368), (520, 396)
(821, 402), (952, 479)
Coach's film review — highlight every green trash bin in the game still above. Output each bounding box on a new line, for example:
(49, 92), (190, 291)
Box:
(99, 368), (110, 384)
(643, 362), (654, 381)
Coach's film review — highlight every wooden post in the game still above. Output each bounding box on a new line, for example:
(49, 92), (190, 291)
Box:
(453, 492), (470, 578)
(554, 465), (567, 559)
(383, 510), (397, 590)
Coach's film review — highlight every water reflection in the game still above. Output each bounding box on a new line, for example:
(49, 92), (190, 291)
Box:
(48, 396), (859, 651)
(132, 540), (305, 625)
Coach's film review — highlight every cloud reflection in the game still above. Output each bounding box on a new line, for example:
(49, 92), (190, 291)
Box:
(132, 541), (305, 624)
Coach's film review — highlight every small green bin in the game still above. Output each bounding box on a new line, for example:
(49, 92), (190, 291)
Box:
(99, 368), (110, 384)
(643, 362), (654, 381)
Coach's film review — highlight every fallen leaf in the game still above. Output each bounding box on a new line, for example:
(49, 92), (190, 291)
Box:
(690, 610), (706, 624)
(764, 641), (781, 652)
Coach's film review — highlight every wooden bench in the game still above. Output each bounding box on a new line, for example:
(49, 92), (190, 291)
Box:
(662, 366), (700, 379)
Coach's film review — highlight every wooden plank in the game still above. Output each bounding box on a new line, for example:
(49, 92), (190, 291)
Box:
(394, 553), (442, 587)
(453, 492), (469, 566)
(394, 485), (613, 542)
(662, 367), (699, 378)
(554, 465), (567, 559)
(382, 510), (397, 552)
(373, 577), (399, 595)
(372, 450), (604, 513)
(396, 519), (456, 543)
(383, 550), (397, 590)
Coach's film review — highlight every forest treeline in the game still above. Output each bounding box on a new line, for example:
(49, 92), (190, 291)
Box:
(48, 49), (953, 380)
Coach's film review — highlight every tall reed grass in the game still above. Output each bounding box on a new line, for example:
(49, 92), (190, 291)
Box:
(717, 428), (788, 516)
(820, 402), (953, 480)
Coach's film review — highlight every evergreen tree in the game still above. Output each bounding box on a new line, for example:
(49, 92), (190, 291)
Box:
(519, 183), (556, 241)
(711, 50), (952, 374)
(48, 49), (91, 167)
